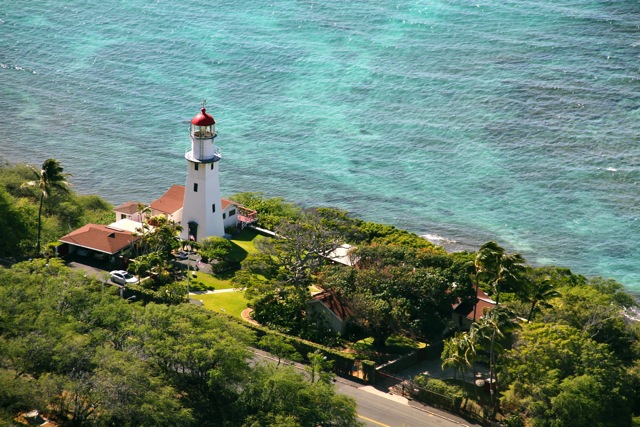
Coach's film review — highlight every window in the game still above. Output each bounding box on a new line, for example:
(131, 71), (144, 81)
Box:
(229, 209), (236, 217)
(211, 163), (214, 170)
(223, 213), (226, 219)
(121, 214), (126, 220)
(193, 183), (198, 192)
(194, 163), (199, 171)
(212, 204), (216, 213)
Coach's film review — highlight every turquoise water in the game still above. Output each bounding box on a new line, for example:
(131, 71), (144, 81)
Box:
(1, 1), (639, 290)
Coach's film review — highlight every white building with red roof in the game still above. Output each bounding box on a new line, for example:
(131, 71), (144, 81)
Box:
(59, 104), (257, 261)
(149, 184), (184, 223)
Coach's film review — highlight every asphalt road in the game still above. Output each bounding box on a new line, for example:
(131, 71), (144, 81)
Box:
(336, 381), (473, 427)
(251, 347), (476, 427)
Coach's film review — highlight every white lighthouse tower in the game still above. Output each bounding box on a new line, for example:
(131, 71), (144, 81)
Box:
(180, 103), (225, 241)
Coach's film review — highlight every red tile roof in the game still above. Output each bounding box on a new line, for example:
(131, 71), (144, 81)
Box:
(310, 290), (353, 321)
(113, 201), (142, 215)
(60, 224), (140, 254)
(150, 185), (185, 215)
(221, 198), (234, 211)
(149, 185), (239, 215)
(452, 288), (497, 322)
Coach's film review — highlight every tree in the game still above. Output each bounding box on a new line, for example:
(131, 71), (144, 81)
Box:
(470, 307), (517, 411)
(544, 280), (638, 363)
(501, 323), (632, 426)
(475, 241), (528, 304)
(258, 334), (301, 366)
(228, 192), (301, 230)
(265, 211), (342, 287)
(21, 159), (70, 255)
(441, 333), (476, 397)
(199, 236), (233, 262)
(0, 187), (30, 256)
(307, 350), (334, 384)
(526, 277), (560, 322)
(323, 245), (466, 347)
(240, 211), (342, 333)
(238, 364), (359, 427)
(135, 215), (183, 259)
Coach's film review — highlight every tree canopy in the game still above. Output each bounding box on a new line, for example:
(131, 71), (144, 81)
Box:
(0, 259), (359, 426)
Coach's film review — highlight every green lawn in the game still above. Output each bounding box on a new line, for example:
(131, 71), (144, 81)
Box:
(228, 228), (263, 262)
(177, 229), (265, 291)
(196, 291), (249, 319)
(179, 271), (235, 291)
(350, 335), (426, 363)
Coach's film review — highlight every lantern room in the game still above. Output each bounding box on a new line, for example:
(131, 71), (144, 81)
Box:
(191, 107), (216, 139)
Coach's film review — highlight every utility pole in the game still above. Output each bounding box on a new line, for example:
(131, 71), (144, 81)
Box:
(186, 249), (191, 303)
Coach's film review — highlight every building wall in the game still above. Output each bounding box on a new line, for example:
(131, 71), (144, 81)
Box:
(307, 301), (346, 334)
(222, 205), (238, 230)
(181, 160), (225, 240)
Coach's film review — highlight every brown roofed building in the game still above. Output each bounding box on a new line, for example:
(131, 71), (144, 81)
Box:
(113, 201), (146, 222)
(306, 290), (353, 334)
(149, 184), (185, 222)
(59, 224), (140, 262)
(452, 288), (497, 330)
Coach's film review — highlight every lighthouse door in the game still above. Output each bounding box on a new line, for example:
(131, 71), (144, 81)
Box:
(187, 221), (198, 242)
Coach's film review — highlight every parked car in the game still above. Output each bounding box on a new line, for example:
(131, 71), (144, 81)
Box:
(110, 270), (138, 286)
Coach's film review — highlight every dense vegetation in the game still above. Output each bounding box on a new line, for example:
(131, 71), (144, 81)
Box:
(0, 160), (113, 258)
(231, 192), (640, 426)
(0, 259), (359, 426)
(3, 162), (640, 426)
(0, 162), (359, 426)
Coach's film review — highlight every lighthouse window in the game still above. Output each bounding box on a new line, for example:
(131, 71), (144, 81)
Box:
(211, 163), (214, 170)
(212, 204), (216, 213)
(193, 183), (198, 192)
(194, 163), (199, 171)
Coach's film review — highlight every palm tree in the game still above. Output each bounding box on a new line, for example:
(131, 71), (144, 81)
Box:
(22, 159), (71, 256)
(526, 278), (561, 322)
(470, 307), (518, 412)
(442, 332), (476, 397)
(475, 241), (527, 304)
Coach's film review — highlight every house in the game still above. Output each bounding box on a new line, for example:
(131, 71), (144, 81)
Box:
(306, 290), (353, 334)
(59, 223), (140, 263)
(148, 184), (256, 234)
(451, 288), (497, 330)
(149, 184), (184, 224)
(113, 201), (146, 222)
(325, 243), (356, 267)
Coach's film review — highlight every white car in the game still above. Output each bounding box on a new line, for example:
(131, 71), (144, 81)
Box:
(110, 270), (138, 286)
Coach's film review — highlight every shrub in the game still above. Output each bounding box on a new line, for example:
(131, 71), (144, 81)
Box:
(200, 236), (233, 262)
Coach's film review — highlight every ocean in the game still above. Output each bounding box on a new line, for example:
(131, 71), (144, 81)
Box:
(1, 0), (639, 290)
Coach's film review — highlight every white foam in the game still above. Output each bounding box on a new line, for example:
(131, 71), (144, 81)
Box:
(421, 233), (457, 244)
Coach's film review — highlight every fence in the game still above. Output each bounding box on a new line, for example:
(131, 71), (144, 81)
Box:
(375, 370), (489, 426)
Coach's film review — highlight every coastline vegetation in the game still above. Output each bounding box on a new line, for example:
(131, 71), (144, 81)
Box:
(1, 160), (640, 426)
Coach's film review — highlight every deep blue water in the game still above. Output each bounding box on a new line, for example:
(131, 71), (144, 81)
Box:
(1, 0), (639, 289)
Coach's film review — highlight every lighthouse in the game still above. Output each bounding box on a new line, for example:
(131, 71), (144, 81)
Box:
(180, 103), (225, 241)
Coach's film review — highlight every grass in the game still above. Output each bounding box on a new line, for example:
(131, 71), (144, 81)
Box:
(179, 271), (235, 291)
(349, 335), (426, 363)
(228, 228), (263, 262)
(181, 229), (264, 318)
(176, 229), (265, 291)
(196, 291), (249, 319)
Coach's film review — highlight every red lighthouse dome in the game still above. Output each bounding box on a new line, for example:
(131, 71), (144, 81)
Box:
(191, 107), (215, 126)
